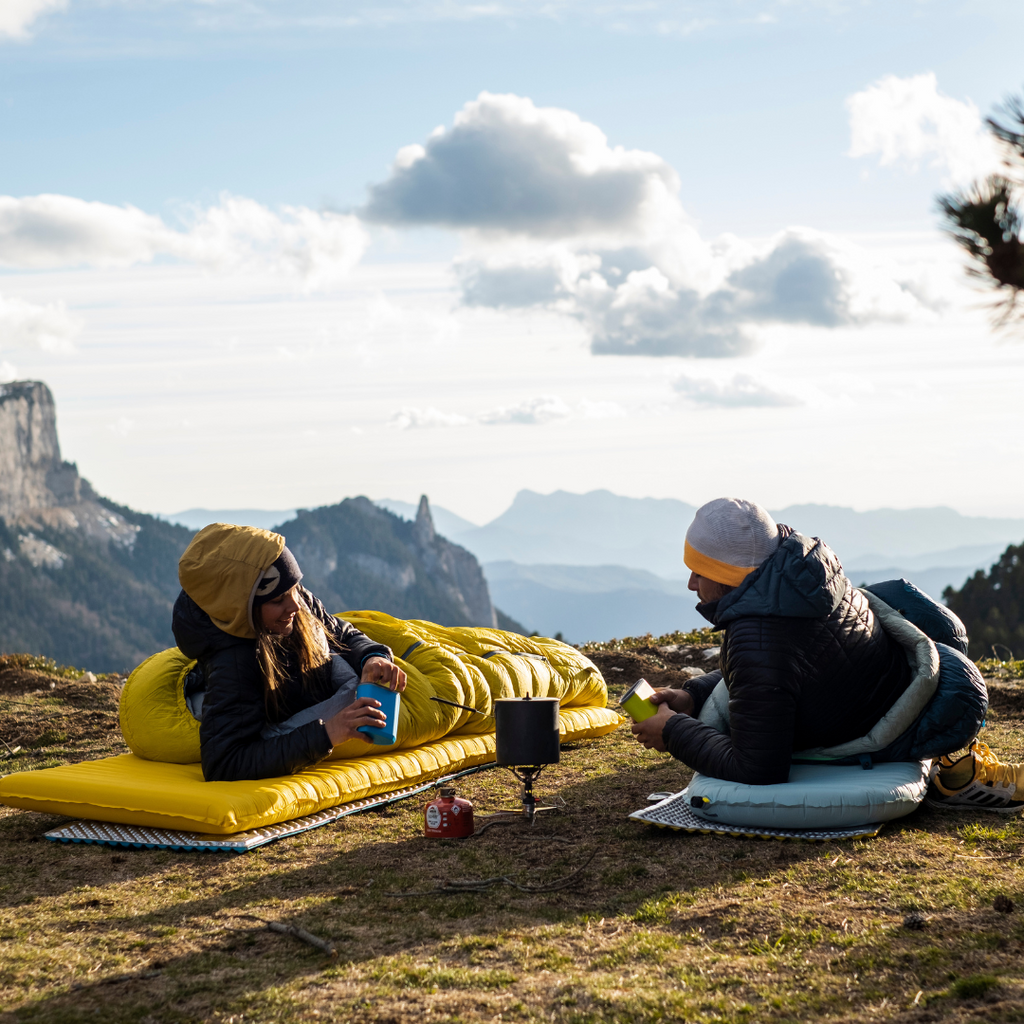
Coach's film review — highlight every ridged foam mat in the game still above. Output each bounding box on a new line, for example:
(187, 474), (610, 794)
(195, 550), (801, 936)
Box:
(44, 767), (492, 852)
(630, 791), (885, 841)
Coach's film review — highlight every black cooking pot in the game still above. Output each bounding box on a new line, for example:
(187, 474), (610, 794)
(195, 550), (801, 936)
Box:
(494, 696), (560, 767)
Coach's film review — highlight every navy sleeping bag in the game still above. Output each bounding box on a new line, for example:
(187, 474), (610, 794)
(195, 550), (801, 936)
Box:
(865, 577), (969, 655)
(861, 580), (984, 759)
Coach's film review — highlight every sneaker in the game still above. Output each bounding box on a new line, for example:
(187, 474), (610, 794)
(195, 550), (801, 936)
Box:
(925, 740), (1024, 814)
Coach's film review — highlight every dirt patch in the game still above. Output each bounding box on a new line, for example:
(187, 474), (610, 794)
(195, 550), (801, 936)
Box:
(987, 679), (1024, 718)
(0, 673), (124, 762)
(588, 646), (720, 692)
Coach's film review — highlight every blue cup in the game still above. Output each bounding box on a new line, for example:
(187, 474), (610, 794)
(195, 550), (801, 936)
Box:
(356, 682), (401, 745)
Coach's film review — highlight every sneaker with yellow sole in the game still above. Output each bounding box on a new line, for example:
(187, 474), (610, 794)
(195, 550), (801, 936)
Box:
(925, 740), (1024, 814)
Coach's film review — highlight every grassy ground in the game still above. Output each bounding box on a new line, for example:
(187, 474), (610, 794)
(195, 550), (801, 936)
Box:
(2, 646), (1024, 1024)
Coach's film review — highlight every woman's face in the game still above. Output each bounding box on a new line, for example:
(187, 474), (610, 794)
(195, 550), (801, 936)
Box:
(259, 586), (300, 635)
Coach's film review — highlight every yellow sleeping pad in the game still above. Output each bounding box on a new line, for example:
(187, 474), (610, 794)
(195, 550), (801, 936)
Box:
(0, 708), (617, 833)
(0, 614), (619, 833)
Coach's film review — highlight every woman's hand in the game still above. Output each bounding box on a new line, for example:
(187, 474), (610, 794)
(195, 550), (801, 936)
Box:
(630, 702), (677, 752)
(650, 687), (694, 716)
(325, 697), (388, 746)
(361, 656), (407, 692)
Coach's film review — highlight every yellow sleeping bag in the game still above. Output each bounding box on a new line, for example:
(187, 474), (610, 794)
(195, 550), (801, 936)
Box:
(0, 614), (619, 833)
(119, 612), (611, 763)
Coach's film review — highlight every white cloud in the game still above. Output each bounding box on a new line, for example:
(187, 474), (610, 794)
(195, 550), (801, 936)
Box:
(847, 73), (1002, 186)
(178, 196), (369, 288)
(673, 373), (801, 408)
(364, 92), (681, 240)
(377, 91), (937, 357)
(0, 292), (81, 351)
(0, 0), (65, 39)
(458, 228), (926, 357)
(389, 407), (471, 430)
(389, 394), (616, 429)
(0, 360), (17, 381)
(478, 395), (572, 425)
(109, 416), (135, 437)
(0, 193), (369, 290)
(578, 398), (626, 419)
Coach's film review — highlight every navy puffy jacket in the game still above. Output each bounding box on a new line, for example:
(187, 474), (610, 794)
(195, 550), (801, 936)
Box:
(663, 532), (912, 785)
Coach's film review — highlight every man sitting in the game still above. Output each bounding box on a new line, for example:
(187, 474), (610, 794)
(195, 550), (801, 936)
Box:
(631, 496), (1024, 812)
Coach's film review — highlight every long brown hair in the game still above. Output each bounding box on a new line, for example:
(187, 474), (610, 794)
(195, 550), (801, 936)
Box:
(254, 590), (332, 713)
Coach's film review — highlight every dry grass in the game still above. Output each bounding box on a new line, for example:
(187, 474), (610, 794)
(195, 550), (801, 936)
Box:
(2, 655), (1024, 1023)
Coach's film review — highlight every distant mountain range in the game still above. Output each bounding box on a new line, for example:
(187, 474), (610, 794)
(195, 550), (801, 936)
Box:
(372, 490), (1024, 641)
(484, 562), (705, 644)
(163, 488), (1024, 645)
(163, 508), (297, 532)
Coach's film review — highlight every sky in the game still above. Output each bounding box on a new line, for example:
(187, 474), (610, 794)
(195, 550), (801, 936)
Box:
(2, 0), (1023, 525)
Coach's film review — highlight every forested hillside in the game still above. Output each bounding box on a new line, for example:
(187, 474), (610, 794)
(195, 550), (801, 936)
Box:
(945, 543), (1024, 659)
(0, 502), (191, 672)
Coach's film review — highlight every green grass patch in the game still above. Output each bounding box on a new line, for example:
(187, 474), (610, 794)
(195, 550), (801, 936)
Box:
(951, 973), (1000, 999)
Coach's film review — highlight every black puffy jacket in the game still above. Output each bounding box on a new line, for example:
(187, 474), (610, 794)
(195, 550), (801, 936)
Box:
(172, 587), (392, 782)
(663, 532), (911, 785)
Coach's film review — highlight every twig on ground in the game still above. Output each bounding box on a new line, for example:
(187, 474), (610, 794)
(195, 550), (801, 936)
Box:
(229, 914), (338, 958)
(955, 853), (1017, 861)
(385, 848), (598, 897)
(0, 736), (21, 756)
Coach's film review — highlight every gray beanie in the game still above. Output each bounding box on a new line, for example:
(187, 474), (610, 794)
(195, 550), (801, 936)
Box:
(684, 497), (780, 586)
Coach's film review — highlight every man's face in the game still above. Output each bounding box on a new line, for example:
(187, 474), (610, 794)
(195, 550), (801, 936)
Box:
(688, 571), (734, 604)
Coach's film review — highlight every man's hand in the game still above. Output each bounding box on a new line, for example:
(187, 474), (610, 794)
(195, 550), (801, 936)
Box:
(361, 656), (407, 691)
(650, 687), (694, 716)
(631, 702), (677, 752)
(325, 697), (388, 745)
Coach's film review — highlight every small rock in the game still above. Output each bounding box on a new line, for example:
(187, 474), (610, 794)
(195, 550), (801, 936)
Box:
(902, 912), (927, 930)
(994, 894), (1015, 914)
(702, 647), (721, 661)
(76, 672), (97, 684)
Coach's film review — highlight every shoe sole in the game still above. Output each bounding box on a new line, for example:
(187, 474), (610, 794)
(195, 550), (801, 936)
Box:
(924, 796), (1024, 816)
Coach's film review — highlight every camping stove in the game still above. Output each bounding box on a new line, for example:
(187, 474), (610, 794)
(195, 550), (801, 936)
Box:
(429, 694), (563, 824)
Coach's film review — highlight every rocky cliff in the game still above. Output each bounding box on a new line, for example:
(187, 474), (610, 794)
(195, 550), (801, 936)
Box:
(282, 495), (501, 628)
(0, 381), (192, 670)
(0, 381), (140, 549)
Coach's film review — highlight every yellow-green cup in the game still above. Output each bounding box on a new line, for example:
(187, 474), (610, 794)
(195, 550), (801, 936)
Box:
(620, 677), (658, 722)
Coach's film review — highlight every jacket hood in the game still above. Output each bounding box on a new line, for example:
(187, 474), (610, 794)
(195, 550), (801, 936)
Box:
(178, 523), (286, 639)
(705, 531), (848, 626)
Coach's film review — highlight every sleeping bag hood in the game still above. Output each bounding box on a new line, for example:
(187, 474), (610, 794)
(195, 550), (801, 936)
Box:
(178, 523), (285, 640)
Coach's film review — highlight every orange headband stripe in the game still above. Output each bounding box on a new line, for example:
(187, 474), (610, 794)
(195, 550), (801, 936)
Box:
(683, 540), (758, 588)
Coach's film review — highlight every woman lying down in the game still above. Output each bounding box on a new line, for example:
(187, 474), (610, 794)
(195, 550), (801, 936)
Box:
(172, 523), (407, 782)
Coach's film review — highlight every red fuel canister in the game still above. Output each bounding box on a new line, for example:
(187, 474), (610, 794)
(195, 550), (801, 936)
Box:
(424, 786), (475, 838)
